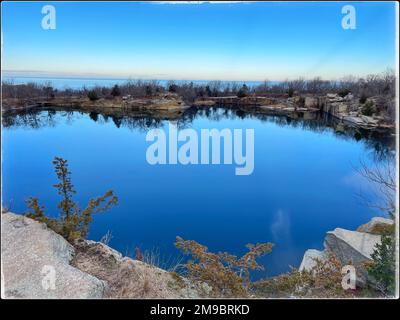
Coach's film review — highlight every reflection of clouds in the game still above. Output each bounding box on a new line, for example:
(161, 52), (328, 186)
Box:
(270, 209), (291, 245)
(341, 169), (380, 196)
(342, 171), (368, 189)
(265, 209), (298, 276)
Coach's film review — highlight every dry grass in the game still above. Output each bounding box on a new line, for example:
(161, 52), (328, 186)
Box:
(126, 246), (184, 273)
(71, 240), (203, 299)
(104, 259), (180, 298)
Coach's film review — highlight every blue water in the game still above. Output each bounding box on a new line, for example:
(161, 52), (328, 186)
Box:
(1, 108), (393, 277)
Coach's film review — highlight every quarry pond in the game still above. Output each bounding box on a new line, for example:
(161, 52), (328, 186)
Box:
(1, 107), (395, 277)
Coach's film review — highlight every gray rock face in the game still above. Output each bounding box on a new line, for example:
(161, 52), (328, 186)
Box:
(323, 100), (350, 116)
(299, 217), (393, 289)
(304, 96), (320, 108)
(1, 212), (105, 299)
(324, 228), (381, 264)
(322, 92), (362, 118)
(337, 103), (348, 113)
(324, 228), (381, 285)
(299, 249), (327, 272)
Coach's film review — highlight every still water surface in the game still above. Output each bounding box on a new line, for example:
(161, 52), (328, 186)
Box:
(1, 108), (395, 277)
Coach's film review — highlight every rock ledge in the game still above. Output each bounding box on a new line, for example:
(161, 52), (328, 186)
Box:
(1, 212), (105, 299)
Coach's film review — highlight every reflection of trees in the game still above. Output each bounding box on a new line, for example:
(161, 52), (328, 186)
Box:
(2, 107), (395, 161)
(89, 112), (98, 122)
(120, 116), (163, 132)
(111, 116), (122, 128)
(364, 140), (396, 163)
(2, 109), (57, 129)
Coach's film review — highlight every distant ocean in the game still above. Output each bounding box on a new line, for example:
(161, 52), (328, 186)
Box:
(1, 76), (274, 90)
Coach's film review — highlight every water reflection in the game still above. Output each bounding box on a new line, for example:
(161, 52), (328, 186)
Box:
(2, 105), (397, 277)
(3, 106), (395, 161)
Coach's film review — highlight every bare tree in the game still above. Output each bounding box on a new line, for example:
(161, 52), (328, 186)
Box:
(356, 159), (396, 219)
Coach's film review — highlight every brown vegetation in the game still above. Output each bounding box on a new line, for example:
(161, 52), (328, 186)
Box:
(175, 236), (273, 297)
(253, 251), (360, 298)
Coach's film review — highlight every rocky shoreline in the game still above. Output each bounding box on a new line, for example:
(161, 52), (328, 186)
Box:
(194, 93), (395, 130)
(1, 211), (394, 298)
(2, 91), (395, 131)
(1, 93), (190, 121)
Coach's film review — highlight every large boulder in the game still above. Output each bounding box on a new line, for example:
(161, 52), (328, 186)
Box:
(304, 97), (320, 108)
(337, 103), (348, 113)
(323, 102), (349, 116)
(324, 228), (381, 285)
(1, 212), (209, 299)
(1, 212), (105, 299)
(324, 228), (381, 264)
(299, 249), (327, 272)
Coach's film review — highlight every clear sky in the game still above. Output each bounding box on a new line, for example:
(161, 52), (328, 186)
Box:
(1, 1), (398, 81)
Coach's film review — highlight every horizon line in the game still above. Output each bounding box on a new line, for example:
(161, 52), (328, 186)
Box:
(2, 69), (394, 83)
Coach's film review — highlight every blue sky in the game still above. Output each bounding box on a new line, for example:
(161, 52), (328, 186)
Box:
(1, 1), (398, 81)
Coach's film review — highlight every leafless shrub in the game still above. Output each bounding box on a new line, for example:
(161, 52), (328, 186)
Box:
(355, 159), (396, 219)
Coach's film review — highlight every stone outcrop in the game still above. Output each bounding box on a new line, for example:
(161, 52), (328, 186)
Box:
(322, 93), (356, 116)
(324, 228), (381, 267)
(204, 93), (393, 130)
(299, 249), (327, 272)
(321, 93), (394, 129)
(324, 228), (381, 285)
(1, 212), (208, 299)
(304, 96), (322, 109)
(299, 216), (394, 286)
(1, 212), (105, 299)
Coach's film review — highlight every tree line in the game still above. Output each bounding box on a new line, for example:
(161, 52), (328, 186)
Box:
(2, 69), (395, 103)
